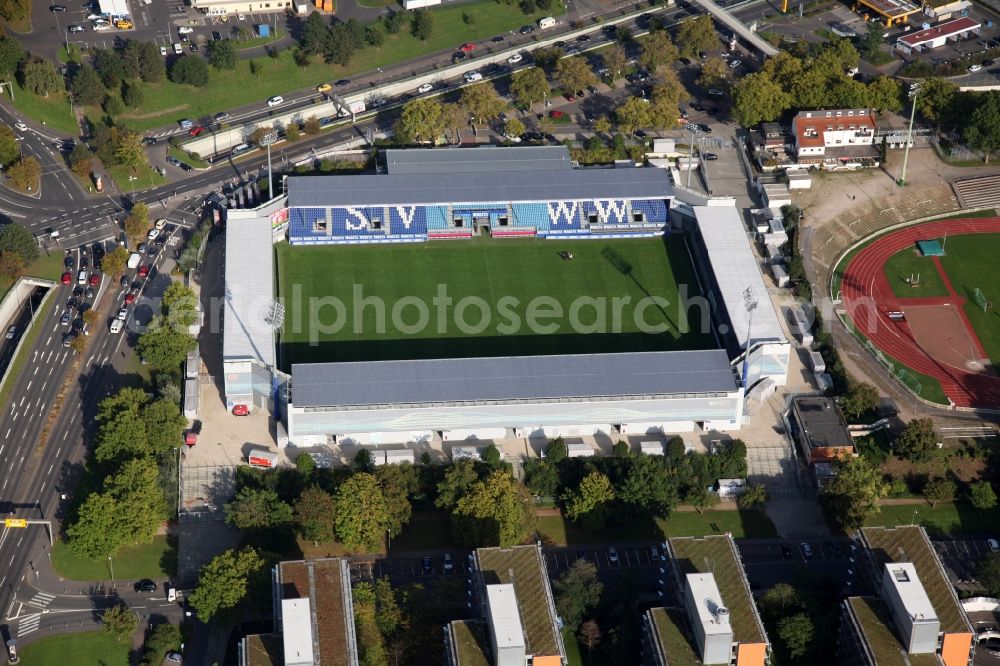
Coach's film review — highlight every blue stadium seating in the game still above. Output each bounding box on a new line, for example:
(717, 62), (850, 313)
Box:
(583, 199), (630, 225)
(388, 205), (428, 236)
(546, 201), (583, 229)
(630, 199), (669, 224)
(510, 204), (550, 230)
(424, 206), (450, 230)
(331, 206), (387, 237)
(289, 207), (328, 240)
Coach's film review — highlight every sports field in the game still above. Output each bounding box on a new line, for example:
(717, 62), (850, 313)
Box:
(882, 233), (1000, 366)
(276, 237), (716, 367)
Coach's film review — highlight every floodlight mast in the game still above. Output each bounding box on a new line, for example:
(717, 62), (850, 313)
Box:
(260, 131), (279, 202)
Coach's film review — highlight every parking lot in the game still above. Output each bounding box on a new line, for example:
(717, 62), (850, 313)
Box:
(933, 537), (999, 587)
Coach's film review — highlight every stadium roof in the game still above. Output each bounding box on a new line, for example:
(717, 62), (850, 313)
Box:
(291, 349), (737, 408)
(859, 527), (971, 634)
(286, 167), (673, 207)
(385, 146), (572, 174)
(692, 207), (786, 349)
(223, 211), (275, 367)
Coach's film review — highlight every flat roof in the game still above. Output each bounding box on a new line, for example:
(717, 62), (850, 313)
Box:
(286, 167), (673, 208)
(243, 634), (283, 666)
(97, 0), (128, 15)
(884, 563), (937, 621)
(281, 598), (315, 666)
(845, 598), (942, 666)
(855, 0), (919, 18)
(692, 207), (786, 348)
(291, 350), (737, 409)
(647, 608), (700, 666)
(898, 16), (980, 46)
(385, 146), (572, 174)
(668, 536), (767, 646)
(486, 584), (526, 650)
(687, 573), (734, 637)
(449, 621), (491, 666)
(792, 396), (853, 448)
(223, 211), (276, 367)
(278, 559), (357, 666)
(860, 527), (970, 634)
(476, 545), (561, 659)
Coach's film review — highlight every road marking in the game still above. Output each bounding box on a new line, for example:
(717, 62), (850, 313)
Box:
(25, 381), (30, 391)
(47, 464), (53, 475)
(40, 481), (46, 492)
(18, 612), (41, 636)
(45, 335), (51, 345)
(0, 442), (4, 454)
(48, 367), (53, 376)
(62, 431), (68, 440)
(56, 447), (61, 457)
(33, 366), (38, 375)
(1, 478), (7, 489)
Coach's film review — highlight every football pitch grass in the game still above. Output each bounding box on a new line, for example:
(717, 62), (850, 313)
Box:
(276, 236), (716, 368)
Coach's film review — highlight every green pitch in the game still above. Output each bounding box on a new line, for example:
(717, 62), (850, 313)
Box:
(936, 233), (1000, 367)
(275, 237), (716, 367)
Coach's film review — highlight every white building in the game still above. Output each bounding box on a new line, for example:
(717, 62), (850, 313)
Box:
(485, 585), (527, 666)
(895, 16), (980, 54)
(684, 573), (734, 664)
(791, 108), (879, 168)
(881, 563), (941, 654)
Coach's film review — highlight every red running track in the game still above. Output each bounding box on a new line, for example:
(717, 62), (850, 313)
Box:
(840, 217), (1000, 408)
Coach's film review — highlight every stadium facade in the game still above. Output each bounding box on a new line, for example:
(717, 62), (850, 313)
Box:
(222, 147), (790, 448)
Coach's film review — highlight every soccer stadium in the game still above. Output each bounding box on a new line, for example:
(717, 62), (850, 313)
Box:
(222, 147), (791, 448)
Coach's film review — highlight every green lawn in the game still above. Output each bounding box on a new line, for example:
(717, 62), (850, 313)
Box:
(277, 236), (713, 367)
(0, 250), (65, 302)
(563, 627), (584, 666)
(169, 146), (209, 169)
(0, 292), (58, 410)
(233, 29), (287, 50)
(867, 500), (1000, 535)
(390, 511), (455, 552)
(18, 631), (129, 666)
(106, 162), (168, 193)
(538, 509), (777, 546)
(7, 82), (79, 135)
(882, 243), (949, 298)
(51, 535), (176, 581)
(36, 0), (564, 133)
(936, 232), (1000, 367)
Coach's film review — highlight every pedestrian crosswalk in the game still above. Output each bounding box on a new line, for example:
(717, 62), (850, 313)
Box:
(26, 591), (55, 609)
(18, 612), (41, 636)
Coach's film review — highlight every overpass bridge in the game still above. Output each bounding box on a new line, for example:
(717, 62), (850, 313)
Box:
(690, 0), (780, 57)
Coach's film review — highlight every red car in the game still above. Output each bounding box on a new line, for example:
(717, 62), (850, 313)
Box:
(61, 272), (72, 285)
(563, 92), (576, 101)
(232, 404), (250, 416)
(89, 273), (100, 286)
(137, 265), (149, 277)
(460, 42), (475, 53)
(188, 126), (204, 137)
(549, 110), (565, 119)
(124, 293), (135, 305)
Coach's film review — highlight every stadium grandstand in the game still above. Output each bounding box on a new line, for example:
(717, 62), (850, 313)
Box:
(221, 147), (790, 448)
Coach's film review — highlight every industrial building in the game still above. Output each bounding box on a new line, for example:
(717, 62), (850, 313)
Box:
(789, 396), (855, 463)
(221, 147), (791, 448)
(644, 535), (769, 666)
(895, 16), (981, 54)
(239, 558), (359, 666)
(838, 526), (974, 666)
(446, 544), (565, 665)
(190, 0), (296, 15)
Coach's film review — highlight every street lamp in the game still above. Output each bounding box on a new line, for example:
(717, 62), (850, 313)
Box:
(896, 82), (921, 187)
(259, 130), (279, 202)
(107, 554), (114, 584)
(684, 123), (701, 188)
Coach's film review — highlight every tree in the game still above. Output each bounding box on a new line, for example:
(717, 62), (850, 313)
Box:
(777, 612), (814, 660)
(67, 493), (128, 558)
(384, 9), (407, 34)
(122, 81), (144, 108)
(136, 40), (165, 82)
(125, 202), (150, 242)
(300, 11), (329, 54)
(966, 91), (1000, 163)
(325, 22), (358, 66)
(0, 124), (18, 167)
(452, 470), (535, 547)
(477, 444), (500, 468)
(435, 459), (480, 509)
(578, 620), (602, 654)
(685, 484), (718, 514)
(141, 623), (181, 665)
(830, 77), (869, 108)
(511, 67), (550, 107)
(0, 35), (25, 79)
(638, 31), (679, 72)
(7, 157), (40, 191)
(866, 75), (902, 113)
(615, 97), (651, 136)
(601, 45), (627, 85)
(82, 309), (98, 328)
(894, 418), (937, 462)
(0, 0), (30, 23)
(697, 57), (729, 91)
(524, 459), (559, 497)
(285, 122), (301, 141)
(295, 486), (335, 543)
(759, 583), (802, 619)
(460, 82), (506, 122)
(619, 453), (678, 517)
(70, 335), (87, 353)
(103, 94), (125, 118)
(102, 602), (138, 642)
(0, 251), (25, 280)
(395, 98), (445, 144)
(923, 477), (956, 509)
(676, 15), (719, 59)
(822, 455), (887, 529)
(71, 65), (105, 107)
(612, 440), (630, 457)
(842, 382), (880, 419)
(593, 115), (611, 134)
(114, 130), (145, 168)
(411, 9), (432, 40)
(296, 452), (316, 473)
(365, 24), (384, 47)
(0, 222), (38, 263)
(555, 57), (597, 93)
(375, 463), (417, 537)
(857, 22), (884, 59)
(335, 472), (389, 551)
(188, 547), (265, 623)
(105, 458), (167, 544)
(978, 552), (1000, 597)
(136, 317), (197, 372)
(647, 73), (688, 130)
(225, 487), (293, 530)
(738, 483), (768, 509)
(143, 398), (185, 455)
(69, 143), (92, 178)
(732, 72), (792, 127)
(562, 471), (615, 528)
(970, 481), (997, 510)
(93, 48), (125, 87)
(915, 77), (958, 126)
(553, 560), (603, 631)
(169, 54), (210, 86)
(20, 58), (62, 97)
(503, 117), (525, 139)
(531, 47), (564, 74)
(545, 438), (568, 463)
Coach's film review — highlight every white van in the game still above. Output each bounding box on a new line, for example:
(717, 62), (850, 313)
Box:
(109, 320), (124, 334)
(77, 270), (87, 285)
(464, 70), (483, 83)
(538, 16), (556, 29)
(231, 143), (250, 157)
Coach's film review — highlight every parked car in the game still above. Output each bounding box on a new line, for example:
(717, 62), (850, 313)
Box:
(134, 579), (157, 593)
(548, 110), (564, 118)
(51, 4), (67, 9)
(124, 292), (136, 305)
(178, 26), (193, 34)
(443, 553), (454, 572)
(60, 311), (73, 326)
(729, 59), (742, 68)
(988, 538), (999, 552)
(969, 64), (982, 72)
(519, 25), (535, 34)
(464, 70), (482, 83)
(68, 24), (86, 33)
(800, 542), (813, 558)
(137, 265), (149, 278)
(492, 35), (505, 42)
(316, 83), (332, 93)
(707, 88), (724, 96)
(422, 556), (432, 573)
(781, 544), (792, 559)
(173, 42), (182, 54)
(116, 308), (128, 321)
(232, 404), (249, 416)
(608, 547), (619, 563)
(147, 229), (160, 241)
(335, 79), (350, 87)
(188, 126), (203, 136)
(460, 42), (475, 53)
